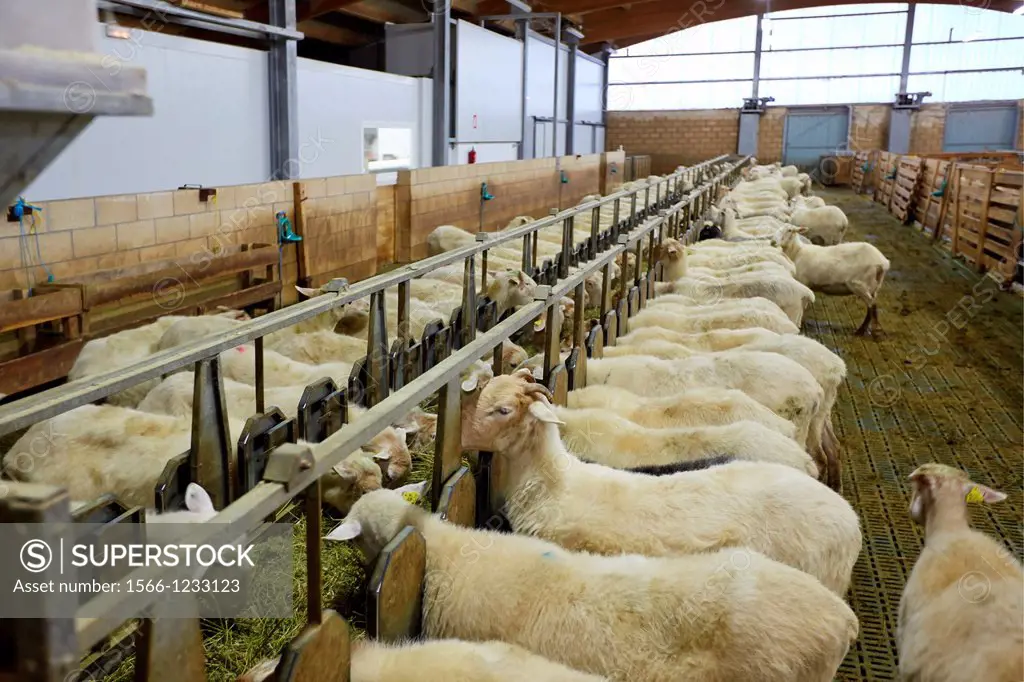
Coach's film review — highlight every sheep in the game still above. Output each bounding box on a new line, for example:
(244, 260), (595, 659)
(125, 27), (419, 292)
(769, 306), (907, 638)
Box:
(789, 205), (849, 246)
(138, 372), (412, 486)
(328, 484), (859, 681)
(655, 239), (793, 281)
(584, 352), (828, 474)
(898, 463), (1022, 682)
(427, 224), (476, 255)
(792, 194), (827, 210)
(774, 223), (890, 336)
(798, 172), (813, 194)
(781, 164), (799, 177)
(566, 383), (797, 438)
(3, 399), (385, 515)
(654, 245), (815, 327)
(645, 293), (803, 334)
(67, 308), (249, 408)
(460, 370), (861, 594)
(629, 302), (799, 336)
(241, 639), (610, 682)
(265, 328), (368, 365)
(556, 408), (817, 476)
(143, 482), (217, 524)
(605, 331), (846, 487)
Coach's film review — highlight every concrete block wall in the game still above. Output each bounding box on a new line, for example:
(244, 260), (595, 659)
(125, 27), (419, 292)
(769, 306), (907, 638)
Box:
(394, 154), (605, 262)
(608, 100), (1024, 164)
(0, 182), (286, 292)
(606, 110), (740, 173)
(294, 175), (379, 301)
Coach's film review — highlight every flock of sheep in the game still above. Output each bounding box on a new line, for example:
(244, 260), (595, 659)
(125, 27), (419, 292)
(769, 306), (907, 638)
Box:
(1, 158), (1020, 681)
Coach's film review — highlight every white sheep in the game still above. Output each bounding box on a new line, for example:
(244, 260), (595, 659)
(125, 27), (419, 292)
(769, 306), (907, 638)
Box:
(67, 308), (249, 408)
(328, 484), (859, 681)
(774, 224), (890, 336)
(427, 224), (476, 255)
(605, 332), (846, 486)
(629, 302), (799, 336)
(652, 251), (815, 327)
(566, 384), (797, 439)
(241, 638), (609, 682)
(585, 352), (826, 468)
(3, 401), (385, 514)
(791, 194), (827, 209)
(655, 238), (793, 281)
(138, 372), (412, 486)
(790, 205), (849, 246)
(898, 463), (1022, 682)
(555, 407), (817, 476)
(460, 371), (860, 594)
(781, 165), (799, 177)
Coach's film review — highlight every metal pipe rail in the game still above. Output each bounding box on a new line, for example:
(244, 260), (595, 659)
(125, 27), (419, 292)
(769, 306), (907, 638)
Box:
(2, 156), (750, 681)
(0, 155), (726, 438)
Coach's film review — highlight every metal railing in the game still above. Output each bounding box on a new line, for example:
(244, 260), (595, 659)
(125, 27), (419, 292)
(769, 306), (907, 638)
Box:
(0, 155), (749, 682)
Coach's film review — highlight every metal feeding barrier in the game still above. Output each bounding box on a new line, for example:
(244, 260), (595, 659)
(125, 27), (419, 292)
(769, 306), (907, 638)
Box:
(0, 155), (749, 682)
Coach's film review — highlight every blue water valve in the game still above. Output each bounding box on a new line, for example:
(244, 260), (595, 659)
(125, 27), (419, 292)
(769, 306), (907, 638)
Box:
(560, 171), (569, 184)
(481, 182), (495, 201)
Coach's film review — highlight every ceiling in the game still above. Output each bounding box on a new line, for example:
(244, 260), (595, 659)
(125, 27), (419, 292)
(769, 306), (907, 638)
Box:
(109, 0), (1023, 54)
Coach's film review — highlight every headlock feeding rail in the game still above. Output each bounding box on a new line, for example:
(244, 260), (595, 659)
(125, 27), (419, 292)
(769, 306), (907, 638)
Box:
(0, 154), (750, 682)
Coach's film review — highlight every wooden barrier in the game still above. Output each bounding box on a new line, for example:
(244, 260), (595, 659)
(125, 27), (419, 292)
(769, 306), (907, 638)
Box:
(624, 155), (652, 182)
(949, 166), (1022, 279)
(873, 152), (898, 209)
(891, 156), (924, 224)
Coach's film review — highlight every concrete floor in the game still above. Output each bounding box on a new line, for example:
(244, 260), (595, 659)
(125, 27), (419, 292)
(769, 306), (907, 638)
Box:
(808, 189), (1023, 680)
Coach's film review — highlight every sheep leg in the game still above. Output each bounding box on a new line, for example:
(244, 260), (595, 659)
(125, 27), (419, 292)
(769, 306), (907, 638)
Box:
(822, 420), (842, 493)
(848, 281), (876, 336)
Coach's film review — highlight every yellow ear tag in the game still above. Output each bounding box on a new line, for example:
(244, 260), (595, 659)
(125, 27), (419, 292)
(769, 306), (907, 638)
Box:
(965, 486), (985, 504)
(534, 318), (545, 332)
(402, 491), (421, 504)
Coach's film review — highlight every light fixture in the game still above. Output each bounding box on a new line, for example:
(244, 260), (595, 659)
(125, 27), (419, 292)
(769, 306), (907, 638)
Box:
(106, 24), (132, 39)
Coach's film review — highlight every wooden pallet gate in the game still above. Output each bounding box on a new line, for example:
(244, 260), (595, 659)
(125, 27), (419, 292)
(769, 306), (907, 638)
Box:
(891, 156), (924, 223)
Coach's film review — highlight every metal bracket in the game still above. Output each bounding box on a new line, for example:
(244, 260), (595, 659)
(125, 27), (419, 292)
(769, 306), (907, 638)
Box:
(893, 91), (931, 110)
(322, 277), (350, 293)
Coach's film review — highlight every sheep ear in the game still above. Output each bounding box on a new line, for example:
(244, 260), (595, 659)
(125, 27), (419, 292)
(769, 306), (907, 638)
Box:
(185, 483), (215, 514)
(517, 270), (528, 288)
(394, 481), (428, 504)
(461, 374), (478, 392)
(372, 450), (392, 461)
(512, 367), (535, 382)
(963, 482), (1007, 504)
(295, 285), (318, 298)
(528, 400), (565, 425)
(325, 519), (362, 542)
(332, 463), (357, 481)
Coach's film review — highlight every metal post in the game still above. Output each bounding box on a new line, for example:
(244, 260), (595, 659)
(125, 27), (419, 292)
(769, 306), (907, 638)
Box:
(516, 13), (532, 162)
(432, 6), (451, 167)
(552, 13), (562, 157)
(566, 39), (578, 155)
(752, 13), (764, 99)
(899, 3), (916, 94)
(268, 0), (298, 179)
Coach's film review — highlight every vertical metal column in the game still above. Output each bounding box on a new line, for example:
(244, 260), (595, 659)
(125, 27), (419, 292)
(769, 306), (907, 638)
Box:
(566, 38), (577, 154)
(899, 3), (916, 94)
(517, 11), (530, 160)
(751, 13), (764, 99)
(552, 13), (561, 157)
(432, 6), (452, 167)
(268, 0), (298, 179)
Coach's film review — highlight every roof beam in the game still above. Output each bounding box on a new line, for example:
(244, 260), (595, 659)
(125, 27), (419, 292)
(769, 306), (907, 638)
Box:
(573, 0), (1022, 45)
(296, 17), (371, 42)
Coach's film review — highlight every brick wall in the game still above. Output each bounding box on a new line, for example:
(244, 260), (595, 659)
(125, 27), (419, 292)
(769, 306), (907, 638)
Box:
(294, 175), (378, 302)
(757, 108), (786, 163)
(909, 104), (947, 156)
(850, 105), (890, 152)
(606, 110), (740, 173)
(0, 182), (286, 292)
(608, 100), (1022, 163)
(394, 154), (605, 262)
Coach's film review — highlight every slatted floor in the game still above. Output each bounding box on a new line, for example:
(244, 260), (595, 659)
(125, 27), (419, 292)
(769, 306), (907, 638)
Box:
(806, 189), (1023, 681)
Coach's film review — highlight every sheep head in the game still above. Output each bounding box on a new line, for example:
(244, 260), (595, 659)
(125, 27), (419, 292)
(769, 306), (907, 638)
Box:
(323, 482), (428, 562)
(461, 369), (563, 454)
(771, 224), (805, 250)
(333, 298), (371, 335)
(364, 426), (412, 486)
(502, 342), (529, 374)
(322, 452), (383, 515)
(907, 463), (1006, 527)
(506, 215), (535, 230)
(393, 408), (438, 449)
(486, 269), (536, 314)
(584, 274), (602, 307)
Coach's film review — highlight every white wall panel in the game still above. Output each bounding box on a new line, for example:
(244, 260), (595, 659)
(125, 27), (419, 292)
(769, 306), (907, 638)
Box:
(455, 20), (523, 144)
(24, 25), (271, 201)
(526, 32), (570, 120)
(451, 143), (519, 165)
(575, 55), (604, 123)
(296, 58), (424, 178)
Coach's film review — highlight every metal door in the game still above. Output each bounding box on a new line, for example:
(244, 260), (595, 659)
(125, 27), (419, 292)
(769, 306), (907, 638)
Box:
(783, 109), (850, 169)
(943, 103), (1019, 152)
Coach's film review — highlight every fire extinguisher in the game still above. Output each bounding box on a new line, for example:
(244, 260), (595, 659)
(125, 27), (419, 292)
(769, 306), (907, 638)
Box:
(468, 147), (477, 164)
